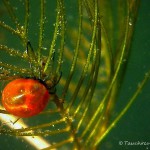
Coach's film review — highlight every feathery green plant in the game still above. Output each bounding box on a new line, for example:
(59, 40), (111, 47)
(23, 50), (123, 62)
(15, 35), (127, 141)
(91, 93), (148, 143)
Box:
(0, 0), (149, 149)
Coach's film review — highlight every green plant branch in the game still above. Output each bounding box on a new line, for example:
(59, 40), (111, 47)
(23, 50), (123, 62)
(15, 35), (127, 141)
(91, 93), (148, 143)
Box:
(94, 71), (150, 147)
(61, 0), (82, 99)
(0, 127), (69, 136)
(42, 138), (73, 150)
(2, 0), (19, 28)
(0, 21), (21, 37)
(0, 62), (31, 75)
(24, 0), (29, 43)
(0, 45), (25, 58)
(43, 0), (60, 73)
(81, 0), (130, 138)
(76, 44), (101, 133)
(65, 0), (98, 112)
(56, 0), (65, 75)
(37, 0), (45, 63)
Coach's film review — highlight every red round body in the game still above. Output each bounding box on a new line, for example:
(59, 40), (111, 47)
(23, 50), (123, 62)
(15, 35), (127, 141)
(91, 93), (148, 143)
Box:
(2, 78), (50, 118)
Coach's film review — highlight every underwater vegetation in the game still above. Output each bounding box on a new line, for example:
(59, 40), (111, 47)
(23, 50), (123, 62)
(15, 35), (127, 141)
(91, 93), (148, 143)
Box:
(0, 0), (150, 149)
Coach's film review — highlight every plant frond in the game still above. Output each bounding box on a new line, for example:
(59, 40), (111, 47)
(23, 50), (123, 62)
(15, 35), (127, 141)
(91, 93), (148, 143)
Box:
(0, 0), (149, 149)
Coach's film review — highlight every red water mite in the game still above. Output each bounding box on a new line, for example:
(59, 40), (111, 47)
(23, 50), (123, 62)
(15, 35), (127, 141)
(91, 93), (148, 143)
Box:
(2, 78), (50, 118)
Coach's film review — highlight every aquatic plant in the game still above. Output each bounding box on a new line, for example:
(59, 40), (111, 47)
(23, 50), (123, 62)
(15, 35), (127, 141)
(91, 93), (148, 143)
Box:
(0, 0), (149, 149)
